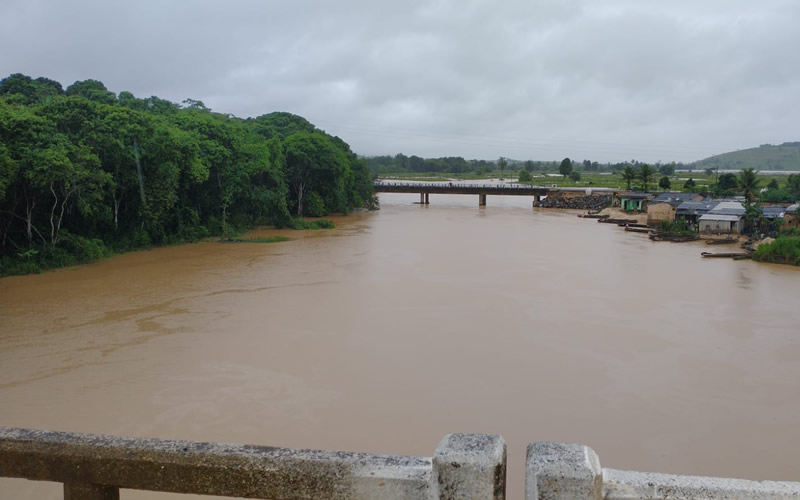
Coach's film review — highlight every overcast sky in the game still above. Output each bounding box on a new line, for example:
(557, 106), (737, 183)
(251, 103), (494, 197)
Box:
(1, 0), (798, 163)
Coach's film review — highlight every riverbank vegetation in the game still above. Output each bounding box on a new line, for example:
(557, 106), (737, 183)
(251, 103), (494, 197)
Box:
(752, 231), (800, 266)
(0, 74), (376, 276)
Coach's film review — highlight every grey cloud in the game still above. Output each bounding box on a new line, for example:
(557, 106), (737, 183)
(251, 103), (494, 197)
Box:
(1, 0), (799, 162)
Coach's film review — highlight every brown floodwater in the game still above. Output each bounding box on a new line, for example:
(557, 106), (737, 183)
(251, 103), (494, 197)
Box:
(1, 192), (799, 499)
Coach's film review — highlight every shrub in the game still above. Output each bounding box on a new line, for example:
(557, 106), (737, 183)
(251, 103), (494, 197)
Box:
(753, 236), (800, 266)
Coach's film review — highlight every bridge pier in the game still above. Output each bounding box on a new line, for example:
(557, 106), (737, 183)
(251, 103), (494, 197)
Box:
(532, 195), (541, 207)
(425, 193), (429, 204)
(479, 194), (486, 206)
(419, 193), (430, 204)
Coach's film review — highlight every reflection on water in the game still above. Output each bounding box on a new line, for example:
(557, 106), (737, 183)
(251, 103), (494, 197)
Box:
(1, 193), (799, 500)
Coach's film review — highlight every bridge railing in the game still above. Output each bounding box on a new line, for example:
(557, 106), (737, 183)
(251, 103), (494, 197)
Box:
(0, 427), (506, 500)
(6, 426), (800, 500)
(527, 442), (800, 500)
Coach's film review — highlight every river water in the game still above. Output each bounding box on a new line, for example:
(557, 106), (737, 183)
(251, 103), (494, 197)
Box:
(1, 192), (799, 499)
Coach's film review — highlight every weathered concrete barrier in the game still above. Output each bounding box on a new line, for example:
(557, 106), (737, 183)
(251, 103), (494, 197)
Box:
(0, 427), (505, 500)
(527, 442), (800, 500)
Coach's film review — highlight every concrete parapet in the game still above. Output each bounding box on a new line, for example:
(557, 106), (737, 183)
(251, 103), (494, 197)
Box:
(526, 442), (601, 500)
(603, 468), (800, 500)
(433, 433), (506, 500)
(527, 441), (800, 500)
(0, 427), (505, 500)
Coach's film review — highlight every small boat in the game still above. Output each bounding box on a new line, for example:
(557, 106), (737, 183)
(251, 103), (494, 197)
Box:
(624, 226), (651, 233)
(705, 238), (738, 245)
(701, 252), (750, 258)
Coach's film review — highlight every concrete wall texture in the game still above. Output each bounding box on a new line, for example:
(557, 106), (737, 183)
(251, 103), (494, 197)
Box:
(4, 427), (800, 500)
(527, 441), (800, 500)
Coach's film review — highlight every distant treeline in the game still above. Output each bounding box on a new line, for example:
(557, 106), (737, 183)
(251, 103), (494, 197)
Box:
(0, 73), (375, 275)
(365, 153), (688, 175)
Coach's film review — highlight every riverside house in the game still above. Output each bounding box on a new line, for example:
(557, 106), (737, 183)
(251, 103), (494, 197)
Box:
(646, 193), (703, 225)
(698, 201), (745, 234)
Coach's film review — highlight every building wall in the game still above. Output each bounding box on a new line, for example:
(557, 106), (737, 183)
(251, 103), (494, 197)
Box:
(700, 218), (743, 234)
(647, 203), (676, 225)
(782, 212), (799, 229)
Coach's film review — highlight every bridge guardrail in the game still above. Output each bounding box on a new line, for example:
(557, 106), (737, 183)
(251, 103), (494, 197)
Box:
(0, 427), (505, 500)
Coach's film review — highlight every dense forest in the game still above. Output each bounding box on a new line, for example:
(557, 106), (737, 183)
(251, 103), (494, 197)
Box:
(0, 74), (376, 275)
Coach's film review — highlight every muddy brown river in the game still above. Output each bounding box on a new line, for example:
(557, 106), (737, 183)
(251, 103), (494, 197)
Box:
(1, 192), (799, 499)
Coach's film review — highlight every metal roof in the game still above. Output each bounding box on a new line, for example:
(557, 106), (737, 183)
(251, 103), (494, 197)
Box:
(700, 214), (742, 222)
(650, 193), (701, 206)
(762, 206), (787, 219)
(676, 200), (719, 215)
(709, 201), (745, 216)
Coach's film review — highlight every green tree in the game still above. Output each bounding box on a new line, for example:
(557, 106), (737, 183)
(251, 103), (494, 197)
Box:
(524, 160), (534, 173)
(683, 178), (696, 190)
(497, 157), (508, 179)
(658, 176), (671, 190)
(715, 173), (738, 196)
(569, 170), (581, 182)
(518, 170), (532, 182)
(737, 168), (761, 202)
(283, 131), (346, 217)
(638, 164), (656, 192)
(620, 165), (636, 191)
(559, 157), (572, 179)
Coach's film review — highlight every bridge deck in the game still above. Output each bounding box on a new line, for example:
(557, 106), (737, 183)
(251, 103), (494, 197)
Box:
(374, 181), (613, 196)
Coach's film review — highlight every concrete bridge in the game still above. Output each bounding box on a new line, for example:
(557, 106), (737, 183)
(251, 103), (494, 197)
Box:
(374, 181), (616, 206)
(3, 426), (799, 500)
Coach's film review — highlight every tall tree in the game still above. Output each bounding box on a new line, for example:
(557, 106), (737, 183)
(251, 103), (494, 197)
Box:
(638, 164), (656, 192)
(497, 157), (508, 179)
(737, 168), (761, 202)
(559, 158), (572, 179)
(620, 165), (636, 191)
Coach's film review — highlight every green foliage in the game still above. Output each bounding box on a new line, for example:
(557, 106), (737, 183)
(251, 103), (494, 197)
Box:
(761, 188), (796, 203)
(518, 169), (532, 182)
(683, 177), (696, 190)
(569, 170), (581, 182)
(737, 168), (761, 202)
(497, 157), (508, 178)
(715, 173), (739, 196)
(620, 165), (636, 190)
(559, 158), (573, 178)
(637, 164), (656, 192)
(657, 218), (694, 236)
(288, 218), (335, 230)
(752, 236), (800, 266)
(658, 176), (671, 190)
(0, 73), (374, 276)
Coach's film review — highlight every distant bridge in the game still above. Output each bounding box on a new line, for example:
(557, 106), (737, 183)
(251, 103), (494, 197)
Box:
(374, 181), (615, 206)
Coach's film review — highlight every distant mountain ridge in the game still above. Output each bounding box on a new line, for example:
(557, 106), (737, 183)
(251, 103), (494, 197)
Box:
(691, 142), (800, 171)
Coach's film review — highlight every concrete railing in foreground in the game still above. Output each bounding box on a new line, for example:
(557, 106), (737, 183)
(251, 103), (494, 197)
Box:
(0, 427), (506, 500)
(527, 442), (800, 500)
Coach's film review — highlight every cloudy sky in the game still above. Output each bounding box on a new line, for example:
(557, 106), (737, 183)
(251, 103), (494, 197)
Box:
(2, 0), (798, 163)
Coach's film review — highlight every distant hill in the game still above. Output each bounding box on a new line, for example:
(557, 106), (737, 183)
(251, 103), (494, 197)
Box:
(691, 142), (800, 171)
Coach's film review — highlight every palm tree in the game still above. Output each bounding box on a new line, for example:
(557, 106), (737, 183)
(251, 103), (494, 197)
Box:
(737, 168), (761, 202)
(497, 157), (508, 180)
(620, 165), (636, 191)
(638, 164), (657, 192)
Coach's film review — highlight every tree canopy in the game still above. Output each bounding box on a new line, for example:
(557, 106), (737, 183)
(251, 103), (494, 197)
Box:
(0, 74), (376, 275)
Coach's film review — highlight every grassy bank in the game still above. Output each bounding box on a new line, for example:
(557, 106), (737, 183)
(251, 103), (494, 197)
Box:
(752, 236), (800, 266)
